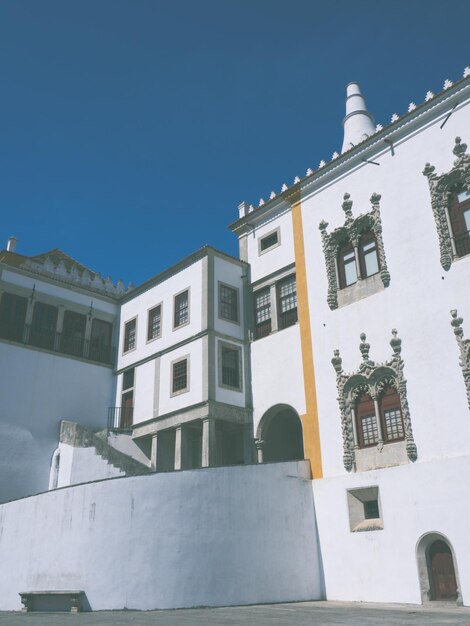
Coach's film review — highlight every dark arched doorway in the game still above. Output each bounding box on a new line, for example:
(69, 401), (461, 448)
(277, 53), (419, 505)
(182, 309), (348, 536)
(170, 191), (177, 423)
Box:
(259, 405), (304, 462)
(416, 533), (461, 604)
(429, 540), (458, 601)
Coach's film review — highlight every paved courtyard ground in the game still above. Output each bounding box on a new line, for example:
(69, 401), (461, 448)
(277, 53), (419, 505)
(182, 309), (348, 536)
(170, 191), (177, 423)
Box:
(0, 601), (469, 626)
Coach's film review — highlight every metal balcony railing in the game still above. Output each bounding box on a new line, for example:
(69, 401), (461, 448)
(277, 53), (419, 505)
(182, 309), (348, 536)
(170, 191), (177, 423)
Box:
(107, 406), (134, 431)
(0, 322), (116, 366)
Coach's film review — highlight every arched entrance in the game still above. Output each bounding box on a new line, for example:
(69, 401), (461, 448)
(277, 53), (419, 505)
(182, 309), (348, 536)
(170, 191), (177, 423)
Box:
(257, 405), (304, 463)
(416, 533), (461, 604)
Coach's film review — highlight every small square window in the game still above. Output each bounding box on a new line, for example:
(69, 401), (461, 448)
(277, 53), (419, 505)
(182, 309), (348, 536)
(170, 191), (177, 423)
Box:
(347, 486), (383, 532)
(171, 357), (189, 395)
(219, 283), (239, 323)
(258, 228), (280, 255)
(147, 304), (162, 341)
(174, 290), (189, 329)
(123, 318), (136, 353)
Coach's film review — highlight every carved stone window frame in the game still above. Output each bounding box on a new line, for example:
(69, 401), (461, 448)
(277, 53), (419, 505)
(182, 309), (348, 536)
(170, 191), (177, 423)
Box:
(450, 309), (470, 410)
(331, 330), (417, 472)
(319, 193), (390, 310)
(423, 137), (470, 270)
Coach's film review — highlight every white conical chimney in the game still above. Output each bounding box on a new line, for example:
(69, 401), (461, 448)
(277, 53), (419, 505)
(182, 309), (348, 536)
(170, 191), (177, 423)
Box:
(341, 82), (375, 153)
(6, 236), (17, 252)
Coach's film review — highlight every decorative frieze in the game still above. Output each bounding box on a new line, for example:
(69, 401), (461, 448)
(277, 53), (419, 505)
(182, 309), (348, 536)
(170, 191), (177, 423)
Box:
(319, 192), (390, 310)
(450, 310), (470, 410)
(423, 137), (470, 270)
(331, 329), (417, 472)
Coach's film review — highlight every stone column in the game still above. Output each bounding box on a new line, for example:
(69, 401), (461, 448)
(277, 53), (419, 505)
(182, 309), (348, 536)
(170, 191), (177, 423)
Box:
(150, 433), (158, 472)
(353, 246), (362, 280)
(255, 438), (264, 464)
(444, 205), (458, 257)
(174, 426), (182, 470)
(373, 398), (384, 445)
(349, 406), (359, 449)
(202, 418), (216, 467)
(269, 283), (278, 332)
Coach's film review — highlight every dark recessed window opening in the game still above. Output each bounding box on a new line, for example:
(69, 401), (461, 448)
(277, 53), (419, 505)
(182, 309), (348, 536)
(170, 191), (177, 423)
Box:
(260, 231), (278, 252)
(363, 499), (380, 519)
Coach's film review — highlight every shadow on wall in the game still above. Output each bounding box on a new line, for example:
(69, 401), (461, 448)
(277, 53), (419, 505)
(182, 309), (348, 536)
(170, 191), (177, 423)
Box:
(0, 423), (44, 503)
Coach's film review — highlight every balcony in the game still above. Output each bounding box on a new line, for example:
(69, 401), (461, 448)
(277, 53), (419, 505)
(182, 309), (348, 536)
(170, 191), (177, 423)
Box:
(107, 406), (133, 432)
(0, 323), (115, 366)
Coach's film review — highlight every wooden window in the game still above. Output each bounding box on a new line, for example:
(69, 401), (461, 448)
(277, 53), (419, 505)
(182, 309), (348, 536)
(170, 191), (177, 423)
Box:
(121, 367), (134, 429)
(219, 284), (238, 323)
(172, 358), (188, 394)
(380, 386), (405, 442)
(0, 292), (27, 342)
(277, 275), (298, 329)
(30, 302), (58, 350)
(123, 318), (136, 352)
(220, 344), (241, 390)
(174, 290), (189, 328)
(338, 242), (357, 288)
(254, 288), (271, 339)
(147, 305), (162, 341)
(359, 232), (380, 278)
(356, 392), (378, 448)
(61, 311), (86, 357)
(449, 190), (470, 257)
(90, 319), (113, 364)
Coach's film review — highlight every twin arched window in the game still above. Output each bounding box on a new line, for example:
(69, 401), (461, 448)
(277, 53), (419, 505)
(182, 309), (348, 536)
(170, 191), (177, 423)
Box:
(355, 385), (404, 449)
(338, 231), (380, 289)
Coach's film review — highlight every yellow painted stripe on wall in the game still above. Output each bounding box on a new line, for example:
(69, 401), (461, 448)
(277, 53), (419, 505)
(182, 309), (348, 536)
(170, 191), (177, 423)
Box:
(290, 189), (323, 479)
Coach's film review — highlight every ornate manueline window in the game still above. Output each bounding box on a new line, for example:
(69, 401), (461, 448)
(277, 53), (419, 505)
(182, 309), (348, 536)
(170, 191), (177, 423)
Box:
(450, 309), (470, 410)
(423, 137), (470, 269)
(331, 330), (417, 473)
(319, 193), (390, 310)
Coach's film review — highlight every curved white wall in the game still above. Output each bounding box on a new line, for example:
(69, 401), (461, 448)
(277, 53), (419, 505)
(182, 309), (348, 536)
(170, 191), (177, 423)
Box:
(0, 460), (322, 611)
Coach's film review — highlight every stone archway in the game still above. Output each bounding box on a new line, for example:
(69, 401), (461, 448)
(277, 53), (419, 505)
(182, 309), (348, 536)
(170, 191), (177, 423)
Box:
(257, 404), (304, 463)
(416, 532), (462, 604)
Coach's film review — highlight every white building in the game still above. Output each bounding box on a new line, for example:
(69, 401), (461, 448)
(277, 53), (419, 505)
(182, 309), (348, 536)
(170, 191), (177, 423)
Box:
(0, 67), (469, 612)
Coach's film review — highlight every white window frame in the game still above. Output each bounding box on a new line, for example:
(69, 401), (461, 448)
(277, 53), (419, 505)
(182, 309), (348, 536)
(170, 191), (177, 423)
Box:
(123, 316), (137, 354)
(173, 288), (190, 330)
(146, 302), (163, 343)
(170, 355), (190, 397)
(218, 340), (243, 392)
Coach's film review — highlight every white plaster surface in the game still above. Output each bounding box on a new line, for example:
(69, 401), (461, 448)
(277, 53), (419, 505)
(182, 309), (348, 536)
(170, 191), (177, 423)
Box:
(0, 461), (321, 611)
(56, 443), (125, 488)
(0, 342), (115, 503)
(313, 454), (470, 605)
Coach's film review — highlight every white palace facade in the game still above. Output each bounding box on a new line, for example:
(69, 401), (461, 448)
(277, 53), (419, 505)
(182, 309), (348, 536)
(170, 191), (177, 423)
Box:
(0, 66), (470, 612)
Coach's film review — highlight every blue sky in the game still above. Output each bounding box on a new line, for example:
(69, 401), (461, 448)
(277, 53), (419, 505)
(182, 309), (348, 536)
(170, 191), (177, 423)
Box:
(1, 0), (469, 286)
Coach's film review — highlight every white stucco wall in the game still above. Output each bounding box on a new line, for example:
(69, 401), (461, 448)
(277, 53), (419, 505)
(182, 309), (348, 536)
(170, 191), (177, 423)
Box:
(56, 443), (125, 488)
(0, 460), (322, 611)
(247, 208), (295, 283)
(251, 324), (306, 433)
(117, 259), (204, 372)
(0, 342), (115, 503)
(299, 97), (470, 477)
(313, 454), (470, 605)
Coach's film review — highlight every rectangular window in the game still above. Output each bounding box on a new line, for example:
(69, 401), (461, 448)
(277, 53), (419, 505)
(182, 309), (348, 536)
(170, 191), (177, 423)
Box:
(147, 305), (162, 341)
(254, 288), (271, 339)
(123, 368), (135, 391)
(360, 414), (378, 447)
(174, 290), (189, 328)
(172, 358), (188, 394)
(347, 486), (383, 532)
(30, 302), (58, 350)
(61, 310), (86, 357)
(383, 408), (404, 441)
(258, 228), (280, 254)
(450, 190), (470, 257)
(361, 240), (379, 277)
(277, 275), (298, 329)
(0, 292), (27, 342)
(342, 250), (358, 286)
(220, 343), (242, 390)
(90, 319), (113, 364)
(219, 284), (239, 323)
(120, 367), (135, 429)
(123, 318), (136, 353)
